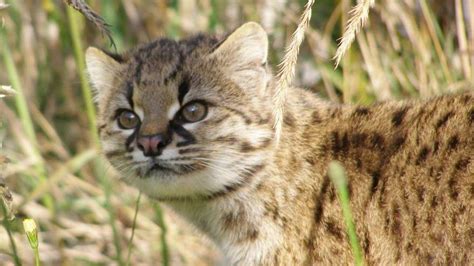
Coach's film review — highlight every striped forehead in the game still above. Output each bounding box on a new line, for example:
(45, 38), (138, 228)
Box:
(130, 82), (177, 118)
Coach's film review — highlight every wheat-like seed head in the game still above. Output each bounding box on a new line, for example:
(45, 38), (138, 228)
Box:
(273, 0), (316, 143)
(334, 0), (375, 68)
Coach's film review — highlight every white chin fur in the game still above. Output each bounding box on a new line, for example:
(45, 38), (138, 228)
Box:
(120, 152), (264, 199)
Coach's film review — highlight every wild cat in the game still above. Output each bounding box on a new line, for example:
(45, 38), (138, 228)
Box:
(85, 22), (473, 265)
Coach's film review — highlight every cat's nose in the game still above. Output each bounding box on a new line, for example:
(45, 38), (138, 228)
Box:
(137, 134), (169, 157)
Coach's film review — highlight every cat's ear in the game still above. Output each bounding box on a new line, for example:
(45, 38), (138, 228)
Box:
(85, 47), (122, 102)
(211, 22), (268, 69)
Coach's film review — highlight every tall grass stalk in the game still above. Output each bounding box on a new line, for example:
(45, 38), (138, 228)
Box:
(328, 161), (364, 266)
(419, 0), (453, 83)
(0, 27), (54, 212)
(1, 201), (21, 266)
(154, 204), (170, 266)
(66, 7), (124, 265)
(334, 0), (374, 68)
(23, 218), (40, 266)
(273, 0), (316, 142)
(66, 6), (99, 145)
(126, 192), (141, 265)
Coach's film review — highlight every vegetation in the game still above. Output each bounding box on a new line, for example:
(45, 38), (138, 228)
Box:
(0, 0), (472, 264)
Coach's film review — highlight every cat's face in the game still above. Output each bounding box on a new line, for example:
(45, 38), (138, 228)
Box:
(86, 23), (275, 200)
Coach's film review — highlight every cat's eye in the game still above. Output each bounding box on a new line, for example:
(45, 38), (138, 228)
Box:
(117, 110), (140, 129)
(181, 102), (207, 123)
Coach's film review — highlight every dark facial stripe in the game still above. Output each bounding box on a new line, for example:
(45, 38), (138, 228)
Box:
(125, 129), (138, 152)
(133, 57), (144, 83)
(178, 148), (201, 154)
(221, 106), (253, 124)
(164, 51), (183, 85)
(178, 77), (190, 105)
(126, 81), (134, 109)
(104, 149), (124, 158)
(170, 122), (196, 147)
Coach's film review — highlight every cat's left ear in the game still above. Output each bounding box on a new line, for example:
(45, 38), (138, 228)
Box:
(85, 47), (123, 103)
(211, 22), (268, 70)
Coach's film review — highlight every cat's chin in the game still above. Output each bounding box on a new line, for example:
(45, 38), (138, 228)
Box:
(116, 163), (244, 201)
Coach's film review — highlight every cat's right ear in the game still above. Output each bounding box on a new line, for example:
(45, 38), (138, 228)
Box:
(85, 47), (122, 102)
(210, 22), (268, 70)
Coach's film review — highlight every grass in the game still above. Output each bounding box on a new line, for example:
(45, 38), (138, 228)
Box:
(23, 218), (40, 266)
(0, 0), (473, 264)
(66, 6), (125, 265)
(328, 161), (364, 266)
(1, 200), (20, 266)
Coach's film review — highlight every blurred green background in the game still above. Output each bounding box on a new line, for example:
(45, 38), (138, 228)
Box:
(0, 0), (473, 265)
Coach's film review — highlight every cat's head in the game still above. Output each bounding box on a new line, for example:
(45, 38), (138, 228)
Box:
(85, 22), (275, 200)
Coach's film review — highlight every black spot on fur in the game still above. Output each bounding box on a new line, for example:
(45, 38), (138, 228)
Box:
(326, 220), (344, 241)
(455, 158), (470, 171)
(392, 136), (405, 151)
(363, 231), (371, 255)
(436, 111), (454, 129)
(283, 112), (296, 127)
(433, 141), (440, 153)
(392, 108), (408, 126)
(468, 109), (474, 124)
(416, 146), (430, 165)
(330, 131), (341, 154)
(314, 175), (330, 224)
(391, 204), (402, 237)
(447, 135), (460, 150)
(351, 133), (368, 147)
(353, 107), (370, 116)
(341, 132), (350, 153)
(431, 196), (438, 208)
(330, 107), (342, 118)
(311, 111), (322, 123)
(370, 133), (385, 149)
(448, 178), (458, 199)
(416, 187), (425, 202)
(370, 171), (381, 195)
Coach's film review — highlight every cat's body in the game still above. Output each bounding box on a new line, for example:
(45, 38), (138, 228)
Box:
(86, 22), (473, 265)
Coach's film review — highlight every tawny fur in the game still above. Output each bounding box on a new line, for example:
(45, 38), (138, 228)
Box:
(86, 22), (474, 265)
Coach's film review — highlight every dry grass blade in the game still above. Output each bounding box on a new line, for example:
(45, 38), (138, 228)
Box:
(273, 0), (316, 142)
(334, 0), (375, 68)
(0, 175), (14, 220)
(64, 0), (116, 49)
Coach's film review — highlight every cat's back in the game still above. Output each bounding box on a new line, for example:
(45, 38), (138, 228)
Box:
(302, 91), (473, 264)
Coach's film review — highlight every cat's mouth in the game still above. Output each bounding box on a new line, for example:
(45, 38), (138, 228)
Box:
(144, 162), (179, 177)
(140, 159), (200, 178)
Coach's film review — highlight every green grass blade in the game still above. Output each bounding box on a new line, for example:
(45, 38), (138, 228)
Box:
(1, 201), (21, 266)
(154, 204), (170, 266)
(328, 161), (365, 266)
(66, 6), (125, 265)
(0, 26), (54, 212)
(126, 192), (141, 265)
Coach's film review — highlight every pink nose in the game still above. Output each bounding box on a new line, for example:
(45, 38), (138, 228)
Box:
(137, 135), (163, 157)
